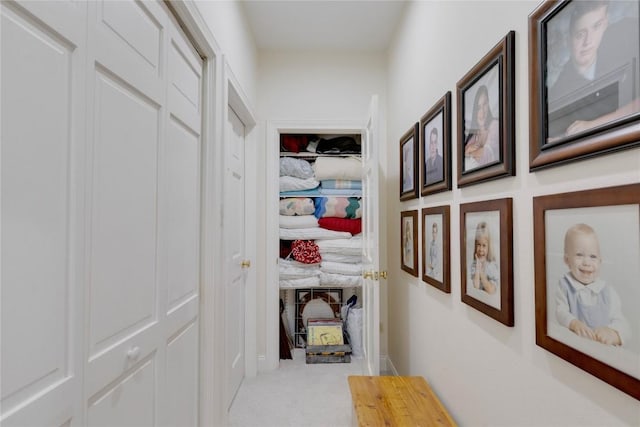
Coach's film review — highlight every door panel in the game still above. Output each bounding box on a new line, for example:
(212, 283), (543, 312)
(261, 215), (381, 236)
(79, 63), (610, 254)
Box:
(225, 106), (246, 409)
(165, 322), (199, 427)
(362, 95), (380, 375)
(93, 0), (164, 105)
(87, 358), (156, 427)
(88, 69), (159, 354)
(1, 1), (85, 425)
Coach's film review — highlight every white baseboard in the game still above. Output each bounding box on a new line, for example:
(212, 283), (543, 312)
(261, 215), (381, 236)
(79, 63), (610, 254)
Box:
(382, 355), (399, 376)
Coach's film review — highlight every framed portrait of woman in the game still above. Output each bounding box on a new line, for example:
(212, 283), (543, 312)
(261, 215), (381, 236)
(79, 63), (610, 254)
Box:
(529, 1), (640, 170)
(420, 92), (452, 196)
(399, 123), (419, 201)
(533, 184), (640, 400)
(456, 31), (515, 187)
(460, 198), (514, 326)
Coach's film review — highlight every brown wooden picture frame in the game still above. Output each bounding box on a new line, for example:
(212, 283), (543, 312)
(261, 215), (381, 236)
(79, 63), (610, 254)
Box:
(420, 92), (452, 196)
(528, 1), (640, 171)
(400, 123), (419, 201)
(533, 184), (640, 400)
(422, 205), (450, 293)
(460, 198), (513, 326)
(457, 31), (515, 187)
(400, 210), (418, 277)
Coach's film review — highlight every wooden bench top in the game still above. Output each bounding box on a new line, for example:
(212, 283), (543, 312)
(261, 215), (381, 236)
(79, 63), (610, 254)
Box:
(348, 376), (456, 427)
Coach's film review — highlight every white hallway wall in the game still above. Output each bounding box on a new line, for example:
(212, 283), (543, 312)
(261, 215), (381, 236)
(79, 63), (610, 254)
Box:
(386, 1), (640, 426)
(256, 50), (389, 361)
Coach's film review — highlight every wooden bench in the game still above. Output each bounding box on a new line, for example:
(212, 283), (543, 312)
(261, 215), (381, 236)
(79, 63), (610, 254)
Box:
(348, 376), (456, 427)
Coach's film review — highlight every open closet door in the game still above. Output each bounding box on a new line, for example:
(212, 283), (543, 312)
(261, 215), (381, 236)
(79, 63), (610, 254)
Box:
(362, 95), (380, 375)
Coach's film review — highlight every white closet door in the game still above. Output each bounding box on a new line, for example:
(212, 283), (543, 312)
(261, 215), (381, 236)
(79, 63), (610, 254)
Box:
(1, 1), (86, 425)
(83, 1), (201, 426)
(224, 106), (247, 409)
(161, 13), (203, 427)
(362, 95), (381, 375)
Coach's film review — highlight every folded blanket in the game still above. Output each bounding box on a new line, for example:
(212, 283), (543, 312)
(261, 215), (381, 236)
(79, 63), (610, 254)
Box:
(320, 273), (362, 287)
(319, 189), (362, 196)
(316, 236), (363, 255)
(280, 215), (318, 229)
(280, 157), (314, 179)
(319, 217), (362, 235)
(321, 179), (362, 190)
(279, 258), (320, 268)
(280, 276), (321, 288)
(320, 261), (362, 276)
(279, 263), (321, 279)
(279, 197), (315, 216)
(315, 197), (362, 219)
(279, 227), (352, 241)
(319, 253), (362, 263)
(280, 176), (319, 192)
(313, 156), (362, 181)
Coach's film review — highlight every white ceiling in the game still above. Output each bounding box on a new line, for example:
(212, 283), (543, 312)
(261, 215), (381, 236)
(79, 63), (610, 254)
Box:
(241, 0), (407, 52)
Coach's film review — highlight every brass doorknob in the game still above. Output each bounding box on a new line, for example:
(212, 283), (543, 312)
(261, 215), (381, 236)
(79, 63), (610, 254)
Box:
(363, 271), (373, 279)
(241, 260), (251, 268)
(380, 271), (387, 279)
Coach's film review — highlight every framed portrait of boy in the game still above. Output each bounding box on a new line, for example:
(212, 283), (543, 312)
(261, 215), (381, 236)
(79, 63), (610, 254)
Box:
(420, 92), (452, 196)
(533, 184), (640, 400)
(460, 198), (513, 326)
(399, 123), (419, 201)
(456, 31), (515, 187)
(400, 210), (418, 277)
(529, 1), (640, 170)
(422, 205), (450, 293)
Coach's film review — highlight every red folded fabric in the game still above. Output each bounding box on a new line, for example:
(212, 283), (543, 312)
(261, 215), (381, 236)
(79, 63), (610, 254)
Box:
(291, 240), (321, 264)
(318, 217), (362, 235)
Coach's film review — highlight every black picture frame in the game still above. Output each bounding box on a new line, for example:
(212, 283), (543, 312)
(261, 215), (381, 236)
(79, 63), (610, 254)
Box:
(456, 31), (516, 187)
(529, 0), (640, 170)
(420, 92), (452, 196)
(460, 198), (514, 326)
(533, 184), (640, 400)
(400, 123), (419, 201)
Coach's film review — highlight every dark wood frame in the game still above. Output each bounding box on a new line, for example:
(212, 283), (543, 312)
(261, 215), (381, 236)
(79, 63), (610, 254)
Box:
(456, 31), (515, 187)
(420, 92), (452, 196)
(400, 210), (419, 277)
(460, 198), (514, 326)
(529, 1), (640, 171)
(400, 123), (419, 200)
(422, 205), (450, 293)
(533, 184), (640, 400)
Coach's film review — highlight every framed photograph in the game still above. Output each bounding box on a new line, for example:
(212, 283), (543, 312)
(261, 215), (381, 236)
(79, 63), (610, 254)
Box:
(422, 205), (450, 293)
(457, 31), (515, 187)
(533, 184), (640, 400)
(460, 198), (514, 326)
(529, 1), (640, 170)
(401, 210), (418, 277)
(420, 92), (452, 196)
(400, 123), (419, 200)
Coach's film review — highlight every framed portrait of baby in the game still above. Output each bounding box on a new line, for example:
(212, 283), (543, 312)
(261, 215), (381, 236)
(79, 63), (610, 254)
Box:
(460, 198), (514, 326)
(456, 31), (515, 187)
(533, 184), (640, 400)
(420, 92), (451, 196)
(529, 0), (640, 170)
(400, 210), (418, 277)
(399, 123), (419, 201)
(422, 205), (450, 293)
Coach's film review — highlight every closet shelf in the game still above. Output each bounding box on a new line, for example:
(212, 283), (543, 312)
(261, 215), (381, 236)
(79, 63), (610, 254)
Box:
(280, 190), (362, 197)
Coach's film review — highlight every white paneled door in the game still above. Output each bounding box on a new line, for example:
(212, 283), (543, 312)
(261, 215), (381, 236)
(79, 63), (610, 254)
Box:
(1, 1), (203, 425)
(1, 1), (87, 425)
(224, 106), (247, 409)
(362, 96), (381, 375)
